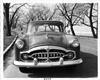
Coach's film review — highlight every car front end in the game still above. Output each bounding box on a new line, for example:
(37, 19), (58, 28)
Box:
(13, 21), (83, 73)
(14, 37), (83, 68)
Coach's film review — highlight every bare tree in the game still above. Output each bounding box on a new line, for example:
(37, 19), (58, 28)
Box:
(3, 3), (26, 36)
(57, 3), (76, 35)
(57, 3), (88, 35)
(11, 13), (20, 29)
(81, 3), (98, 38)
(28, 4), (57, 21)
(26, 4), (58, 31)
(3, 3), (11, 36)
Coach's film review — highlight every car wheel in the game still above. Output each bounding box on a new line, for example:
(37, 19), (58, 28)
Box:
(19, 67), (30, 73)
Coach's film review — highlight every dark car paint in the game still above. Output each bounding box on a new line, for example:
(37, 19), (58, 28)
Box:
(18, 32), (78, 49)
(15, 33), (80, 61)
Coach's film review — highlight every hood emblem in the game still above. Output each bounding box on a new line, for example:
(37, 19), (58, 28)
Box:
(46, 34), (55, 41)
(46, 34), (49, 39)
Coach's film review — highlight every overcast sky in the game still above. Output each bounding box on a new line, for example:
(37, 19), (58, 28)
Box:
(10, 3), (95, 36)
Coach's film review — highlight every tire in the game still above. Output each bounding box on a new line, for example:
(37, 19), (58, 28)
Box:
(19, 67), (31, 73)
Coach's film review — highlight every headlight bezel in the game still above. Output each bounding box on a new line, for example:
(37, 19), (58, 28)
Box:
(67, 52), (75, 59)
(71, 40), (80, 47)
(15, 39), (24, 49)
(21, 53), (29, 60)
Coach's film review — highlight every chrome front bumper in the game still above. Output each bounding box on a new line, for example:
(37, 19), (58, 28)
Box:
(14, 58), (83, 67)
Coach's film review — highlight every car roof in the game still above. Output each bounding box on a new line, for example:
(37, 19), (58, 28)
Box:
(30, 21), (64, 26)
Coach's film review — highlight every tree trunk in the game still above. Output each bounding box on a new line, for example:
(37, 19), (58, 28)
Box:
(70, 23), (75, 36)
(6, 24), (11, 36)
(4, 3), (11, 36)
(89, 3), (97, 38)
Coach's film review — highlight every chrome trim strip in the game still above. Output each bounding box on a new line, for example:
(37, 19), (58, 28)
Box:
(20, 46), (74, 53)
(14, 58), (83, 67)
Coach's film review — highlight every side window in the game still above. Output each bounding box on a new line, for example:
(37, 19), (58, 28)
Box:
(54, 26), (59, 32)
(37, 25), (45, 32)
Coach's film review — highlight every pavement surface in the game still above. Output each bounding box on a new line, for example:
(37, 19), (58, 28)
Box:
(4, 38), (97, 78)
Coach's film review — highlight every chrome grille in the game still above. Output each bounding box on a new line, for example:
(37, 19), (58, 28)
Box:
(31, 52), (64, 59)
(20, 48), (76, 62)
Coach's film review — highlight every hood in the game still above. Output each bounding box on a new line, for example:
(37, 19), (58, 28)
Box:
(23, 32), (75, 49)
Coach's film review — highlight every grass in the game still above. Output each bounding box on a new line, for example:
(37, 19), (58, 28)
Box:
(3, 29), (16, 50)
(4, 36), (15, 50)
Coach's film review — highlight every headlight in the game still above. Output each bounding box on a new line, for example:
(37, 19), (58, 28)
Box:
(16, 39), (24, 49)
(21, 53), (29, 60)
(67, 52), (75, 59)
(71, 40), (80, 47)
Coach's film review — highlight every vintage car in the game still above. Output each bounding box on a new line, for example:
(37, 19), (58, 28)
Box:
(14, 21), (83, 73)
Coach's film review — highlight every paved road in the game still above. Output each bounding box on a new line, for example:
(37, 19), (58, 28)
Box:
(4, 38), (97, 78)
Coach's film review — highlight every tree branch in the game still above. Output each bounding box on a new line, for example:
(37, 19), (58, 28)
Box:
(71, 14), (84, 20)
(57, 5), (69, 21)
(81, 22), (97, 30)
(62, 3), (70, 20)
(85, 12), (90, 18)
(71, 3), (77, 21)
(49, 8), (57, 20)
(93, 20), (98, 23)
(10, 3), (26, 27)
(73, 17), (82, 25)
(72, 13), (82, 25)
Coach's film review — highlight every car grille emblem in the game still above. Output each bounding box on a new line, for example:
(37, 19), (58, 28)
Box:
(45, 48), (51, 62)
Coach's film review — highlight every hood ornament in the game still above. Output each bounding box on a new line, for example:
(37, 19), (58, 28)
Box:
(46, 33), (49, 39)
(46, 33), (55, 41)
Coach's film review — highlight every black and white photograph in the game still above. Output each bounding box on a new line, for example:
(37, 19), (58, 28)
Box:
(1, 0), (98, 79)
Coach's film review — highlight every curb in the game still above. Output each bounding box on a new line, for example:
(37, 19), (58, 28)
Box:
(4, 36), (18, 59)
(79, 37), (97, 41)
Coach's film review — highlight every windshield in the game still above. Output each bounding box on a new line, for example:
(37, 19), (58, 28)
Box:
(27, 23), (62, 34)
